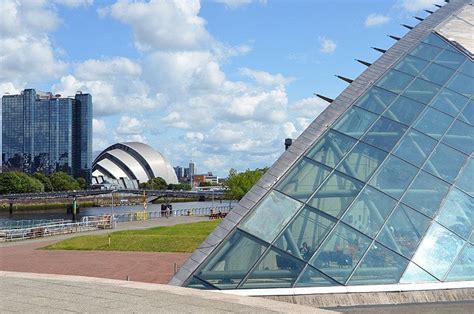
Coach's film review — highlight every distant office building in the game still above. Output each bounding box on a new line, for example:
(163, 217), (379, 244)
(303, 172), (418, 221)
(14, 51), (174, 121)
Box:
(192, 172), (218, 185)
(2, 89), (92, 180)
(189, 161), (195, 179)
(174, 166), (183, 180)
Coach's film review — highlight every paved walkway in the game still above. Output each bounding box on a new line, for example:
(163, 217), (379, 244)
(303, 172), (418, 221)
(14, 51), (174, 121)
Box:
(0, 216), (207, 283)
(0, 272), (330, 313)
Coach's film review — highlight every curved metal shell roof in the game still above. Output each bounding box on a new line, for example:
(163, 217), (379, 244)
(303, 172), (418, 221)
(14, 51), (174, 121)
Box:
(92, 142), (178, 184)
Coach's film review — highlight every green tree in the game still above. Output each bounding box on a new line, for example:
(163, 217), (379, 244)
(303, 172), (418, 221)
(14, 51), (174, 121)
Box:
(76, 177), (86, 190)
(32, 172), (53, 192)
(225, 167), (267, 200)
(140, 177), (168, 190)
(0, 172), (44, 194)
(49, 172), (81, 191)
(167, 183), (192, 191)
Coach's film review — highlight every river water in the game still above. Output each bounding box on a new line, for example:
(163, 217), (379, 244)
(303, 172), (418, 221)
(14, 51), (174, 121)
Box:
(0, 199), (234, 223)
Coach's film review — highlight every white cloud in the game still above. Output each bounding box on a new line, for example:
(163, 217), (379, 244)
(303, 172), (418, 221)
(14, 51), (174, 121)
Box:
(239, 68), (293, 87)
(318, 36), (337, 54)
(365, 14), (391, 27)
(185, 132), (205, 142)
(215, 0), (267, 9)
(116, 116), (143, 135)
(290, 97), (329, 131)
(55, 0), (93, 8)
(98, 0), (212, 52)
(397, 0), (443, 12)
(0, 0), (67, 87)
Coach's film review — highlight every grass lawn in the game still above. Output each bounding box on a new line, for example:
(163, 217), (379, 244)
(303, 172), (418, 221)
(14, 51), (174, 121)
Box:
(42, 220), (220, 253)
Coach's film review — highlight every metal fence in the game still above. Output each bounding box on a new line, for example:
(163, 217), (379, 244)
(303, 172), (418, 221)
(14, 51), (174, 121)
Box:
(111, 205), (232, 223)
(0, 218), (113, 242)
(0, 205), (233, 242)
(0, 219), (70, 230)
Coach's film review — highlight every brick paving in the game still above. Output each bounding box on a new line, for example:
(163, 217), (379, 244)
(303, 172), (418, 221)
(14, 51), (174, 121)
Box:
(0, 216), (206, 284)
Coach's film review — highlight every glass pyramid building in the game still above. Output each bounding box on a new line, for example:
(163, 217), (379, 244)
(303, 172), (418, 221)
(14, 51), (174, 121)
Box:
(171, 0), (473, 291)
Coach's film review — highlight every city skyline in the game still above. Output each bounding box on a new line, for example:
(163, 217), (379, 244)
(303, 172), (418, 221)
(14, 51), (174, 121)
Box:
(0, 0), (447, 176)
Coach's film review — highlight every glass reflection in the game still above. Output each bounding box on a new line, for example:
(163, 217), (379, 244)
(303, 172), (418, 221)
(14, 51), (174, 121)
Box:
(393, 129), (437, 167)
(275, 206), (336, 261)
(377, 204), (431, 259)
(348, 242), (409, 285)
(414, 107), (453, 139)
(445, 244), (474, 282)
(423, 143), (467, 183)
(310, 223), (372, 284)
(337, 142), (387, 182)
(442, 120), (474, 155)
(240, 191), (302, 243)
(402, 171), (450, 218)
(369, 156), (418, 199)
(241, 248), (305, 289)
(276, 158), (330, 202)
(194, 230), (267, 289)
(353, 86), (397, 114)
(436, 188), (473, 240)
(342, 186), (397, 238)
(333, 107), (378, 139)
(412, 223), (465, 280)
(305, 130), (357, 168)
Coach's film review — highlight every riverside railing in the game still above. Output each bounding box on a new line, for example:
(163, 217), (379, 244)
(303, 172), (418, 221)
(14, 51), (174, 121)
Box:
(0, 219), (70, 230)
(110, 205), (233, 223)
(0, 217), (113, 242)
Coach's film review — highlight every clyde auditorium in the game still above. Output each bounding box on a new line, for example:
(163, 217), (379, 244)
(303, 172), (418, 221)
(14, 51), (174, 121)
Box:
(92, 142), (178, 189)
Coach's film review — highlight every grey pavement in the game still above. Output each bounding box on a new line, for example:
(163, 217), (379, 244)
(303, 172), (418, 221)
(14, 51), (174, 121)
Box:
(0, 215), (209, 248)
(0, 272), (332, 313)
(335, 301), (474, 314)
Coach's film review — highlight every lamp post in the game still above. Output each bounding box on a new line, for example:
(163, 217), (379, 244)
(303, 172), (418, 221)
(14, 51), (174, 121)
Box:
(111, 189), (118, 228)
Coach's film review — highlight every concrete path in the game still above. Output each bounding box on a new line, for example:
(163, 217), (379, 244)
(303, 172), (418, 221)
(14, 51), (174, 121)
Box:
(0, 216), (208, 283)
(0, 271), (332, 313)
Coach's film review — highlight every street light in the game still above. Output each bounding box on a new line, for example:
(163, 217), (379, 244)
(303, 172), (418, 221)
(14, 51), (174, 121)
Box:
(111, 188), (118, 228)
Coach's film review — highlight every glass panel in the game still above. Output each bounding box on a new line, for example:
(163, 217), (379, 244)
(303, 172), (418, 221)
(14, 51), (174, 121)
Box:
(436, 188), (473, 240)
(295, 265), (337, 287)
(276, 159), (330, 202)
(413, 107), (454, 139)
(442, 120), (474, 155)
(274, 206), (336, 261)
(434, 49), (466, 70)
(412, 223), (465, 280)
(337, 142), (387, 182)
(420, 63), (455, 86)
(361, 117), (407, 152)
(377, 204), (431, 259)
(240, 248), (305, 289)
(402, 78), (440, 104)
(447, 72), (474, 97)
(240, 191), (302, 243)
(342, 186), (397, 238)
(376, 69), (414, 94)
(445, 244), (474, 281)
(399, 262), (438, 283)
(456, 158), (473, 197)
(186, 277), (216, 290)
(195, 230), (267, 289)
(393, 129), (437, 167)
(354, 86), (397, 114)
(459, 100), (473, 125)
(429, 88), (469, 117)
(383, 96), (425, 126)
(369, 156), (418, 199)
(410, 42), (443, 61)
(306, 130), (357, 168)
(394, 55), (429, 76)
(308, 171), (364, 218)
(348, 242), (409, 285)
(310, 223), (372, 284)
(402, 171), (450, 218)
(422, 33), (450, 50)
(333, 107), (378, 139)
(423, 143), (467, 183)
(458, 60), (474, 77)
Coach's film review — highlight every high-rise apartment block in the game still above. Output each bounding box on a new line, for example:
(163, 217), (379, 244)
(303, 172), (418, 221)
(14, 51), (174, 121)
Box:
(2, 89), (92, 181)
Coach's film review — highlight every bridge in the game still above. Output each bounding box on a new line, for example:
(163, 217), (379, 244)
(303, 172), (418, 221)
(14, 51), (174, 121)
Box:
(0, 189), (226, 201)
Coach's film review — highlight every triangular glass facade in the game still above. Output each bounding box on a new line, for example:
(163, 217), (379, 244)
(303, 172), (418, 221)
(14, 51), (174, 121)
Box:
(182, 28), (473, 290)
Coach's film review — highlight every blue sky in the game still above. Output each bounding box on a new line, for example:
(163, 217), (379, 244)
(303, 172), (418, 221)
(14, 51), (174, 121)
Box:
(0, 0), (445, 176)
